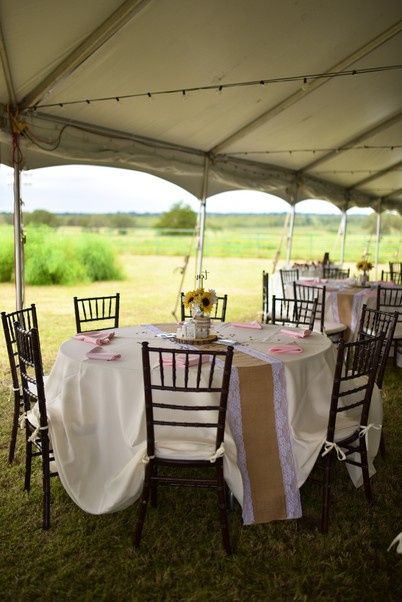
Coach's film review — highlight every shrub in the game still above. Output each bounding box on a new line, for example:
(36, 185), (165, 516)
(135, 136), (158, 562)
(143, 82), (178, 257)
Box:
(0, 228), (14, 282)
(25, 227), (88, 285)
(9, 226), (126, 285)
(78, 236), (123, 282)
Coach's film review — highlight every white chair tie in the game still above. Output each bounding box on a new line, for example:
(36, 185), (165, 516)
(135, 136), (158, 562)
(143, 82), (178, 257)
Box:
(209, 443), (225, 463)
(142, 453), (155, 464)
(387, 532), (402, 554)
(28, 425), (48, 443)
(322, 440), (346, 461)
(359, 423), (382, 438)
(18, 412), (27, 429)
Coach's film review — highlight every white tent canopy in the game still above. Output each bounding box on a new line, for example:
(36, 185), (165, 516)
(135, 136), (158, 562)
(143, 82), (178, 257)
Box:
(0, 0), (401, 212)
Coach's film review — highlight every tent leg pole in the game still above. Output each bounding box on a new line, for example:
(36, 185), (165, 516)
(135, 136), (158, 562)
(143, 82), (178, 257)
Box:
(286, 204), (296, 267)
(340, 210), (347, 266)
(375, 206), (381, 280)
(195, 156), (209, 283)
(13, 150), (24, 311)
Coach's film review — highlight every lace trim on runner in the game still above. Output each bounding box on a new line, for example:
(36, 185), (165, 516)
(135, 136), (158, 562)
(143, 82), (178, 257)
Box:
(235, 343), (302, 519)
(327, 291), (340, 324)
(351, 289), (376, 338)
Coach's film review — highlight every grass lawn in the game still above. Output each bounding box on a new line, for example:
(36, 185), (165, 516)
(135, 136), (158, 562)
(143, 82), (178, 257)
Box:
(0, 255), (401, 600)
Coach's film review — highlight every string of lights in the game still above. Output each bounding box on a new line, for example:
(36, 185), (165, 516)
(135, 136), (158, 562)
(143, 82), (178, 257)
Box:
(314, 168), (402, 175)
(229, 145), (402, 156)
(29, 63), (402, 110)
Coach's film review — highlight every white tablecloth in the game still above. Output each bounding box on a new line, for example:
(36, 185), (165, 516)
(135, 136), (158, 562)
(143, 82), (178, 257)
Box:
(280, 278), (377, 340)
(43, 323), (382, 520)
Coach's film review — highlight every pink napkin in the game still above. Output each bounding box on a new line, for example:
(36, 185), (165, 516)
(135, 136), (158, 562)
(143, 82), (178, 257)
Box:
(280, 327), (311, 338)
(74, 331), (115, 345)
(86, 348), (121, 361)
(162, 353), (209, 367)
(268, 343), (303, 354)
(230, 321), (262, 329)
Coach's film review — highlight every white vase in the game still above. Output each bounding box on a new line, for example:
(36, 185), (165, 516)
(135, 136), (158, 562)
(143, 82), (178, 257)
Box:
(359, 271), (369, 286)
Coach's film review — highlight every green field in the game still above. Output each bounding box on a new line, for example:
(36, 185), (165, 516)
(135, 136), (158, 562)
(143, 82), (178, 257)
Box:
(54, 224), (400, 263)
(0, 254), (401, 600)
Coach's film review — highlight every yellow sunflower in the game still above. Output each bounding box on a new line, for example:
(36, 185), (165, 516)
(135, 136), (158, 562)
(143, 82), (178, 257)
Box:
(199, 290), (214, 313)
(356, 260), (373, 271)
(183, 290), (198, 308)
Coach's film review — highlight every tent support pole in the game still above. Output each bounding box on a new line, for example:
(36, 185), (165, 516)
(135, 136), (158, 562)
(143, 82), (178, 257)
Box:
(195, 156), (209, 282)
(13, 146), (24, 310)
(375, 204), (381, 280)
(286, 204), (296, 267)
(340, 210), (347, 266)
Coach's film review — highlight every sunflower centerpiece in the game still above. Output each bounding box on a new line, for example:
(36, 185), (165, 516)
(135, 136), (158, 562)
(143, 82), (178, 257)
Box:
(182, 287), (218, 338)
(356, 258), (373, 285)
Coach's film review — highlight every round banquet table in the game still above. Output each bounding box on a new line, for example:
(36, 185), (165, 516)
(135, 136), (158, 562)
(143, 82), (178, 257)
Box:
(42, 323), (381, 524)
(281, 278), (378, 340)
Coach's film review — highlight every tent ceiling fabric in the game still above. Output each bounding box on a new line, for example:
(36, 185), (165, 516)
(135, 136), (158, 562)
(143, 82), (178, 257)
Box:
(0, 0), (401, 211)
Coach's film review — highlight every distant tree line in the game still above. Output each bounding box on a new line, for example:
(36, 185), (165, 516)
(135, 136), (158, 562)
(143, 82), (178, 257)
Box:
(0, 205), (400, 234)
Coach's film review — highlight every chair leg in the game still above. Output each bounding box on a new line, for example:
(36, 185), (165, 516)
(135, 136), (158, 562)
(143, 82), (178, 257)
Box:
(360, 443), (372, 504)
(379, 431), (386, 458)
(393, 340), (401, 368)
(24, 439), (33, 492)
(216, 464), (232, 555)
(8, 398), (21, 463)
(134, 464), (151, 548)
(150, 464), (158, 508)
(320, 453), (333, 534)
(42, 456), (51, 530)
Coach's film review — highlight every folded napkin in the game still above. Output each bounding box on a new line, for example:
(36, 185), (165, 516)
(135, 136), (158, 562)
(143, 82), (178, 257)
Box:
(230, 321), (262, 329)
(268, 343), (303, 354)
(161, 353), (209, 368)
(86, 348), (121, 361)
(74, 331), (115, 345)
(280, 327), (311, 338)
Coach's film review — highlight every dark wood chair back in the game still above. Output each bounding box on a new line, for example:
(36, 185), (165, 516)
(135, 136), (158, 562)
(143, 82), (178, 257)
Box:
(316, 334), (384, 533)
(327, 335), (384, 444)
(134, 342), (234, 554)
(293, 282), (325, 332)
(271, 295), (318, 330)
(322, 267), (350, 280)
(262, 271), (269, 323)
(73, 293), (120, 333)
(357, 304), (398, 389)
(389, 262), (402, 275)
(1, 304), (38, 463)
(180, 293), (228, 322)
(14, 324), (58, 529)
(376, 285), (402, 367)
(279, 268), (299, 296)
(381, 270), (402, 285)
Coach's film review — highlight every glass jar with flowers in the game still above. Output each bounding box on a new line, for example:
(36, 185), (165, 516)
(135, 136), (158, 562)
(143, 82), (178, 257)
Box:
(356, 259), (373, 286)
(182, 288), (217, 338)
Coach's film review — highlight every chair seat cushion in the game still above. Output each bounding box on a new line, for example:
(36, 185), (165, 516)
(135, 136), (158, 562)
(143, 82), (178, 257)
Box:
(393, 323), (402, 339)
(155, 438), (221, 462)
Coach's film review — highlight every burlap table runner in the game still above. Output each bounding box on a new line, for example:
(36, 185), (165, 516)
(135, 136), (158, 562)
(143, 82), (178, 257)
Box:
(154, 324), (289, 523)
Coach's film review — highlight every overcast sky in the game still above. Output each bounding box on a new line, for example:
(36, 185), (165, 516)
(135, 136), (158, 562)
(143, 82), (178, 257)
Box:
(0, 163), (370, 215)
